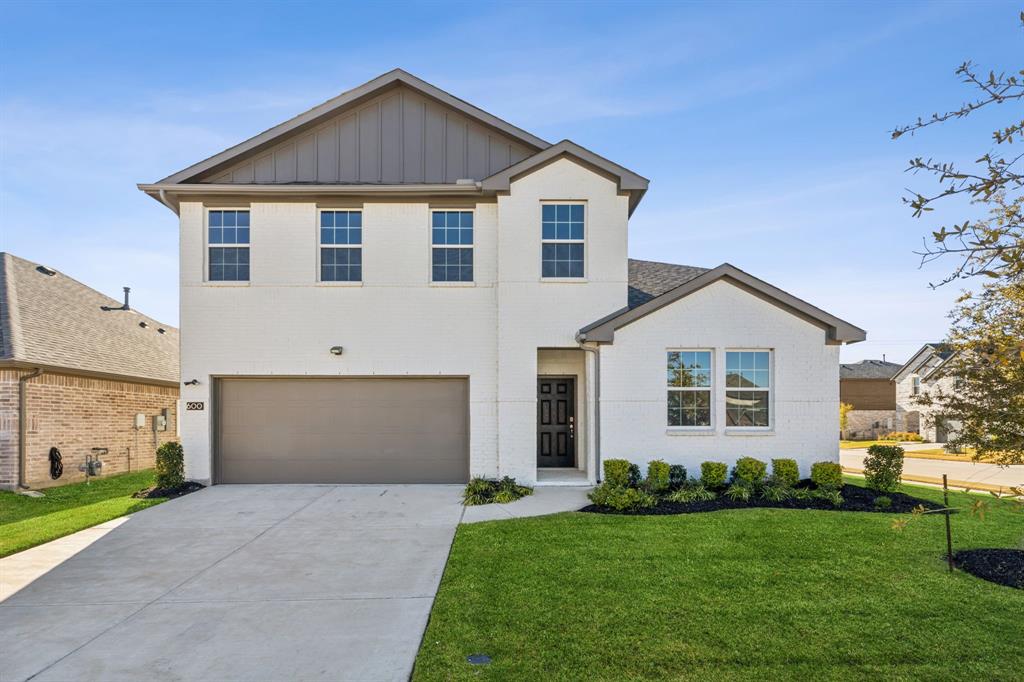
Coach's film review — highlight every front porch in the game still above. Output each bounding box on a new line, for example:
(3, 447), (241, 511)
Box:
(535, 348), (598, 486)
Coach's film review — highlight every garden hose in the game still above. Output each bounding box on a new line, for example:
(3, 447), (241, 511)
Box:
(49, 446), (63, 479)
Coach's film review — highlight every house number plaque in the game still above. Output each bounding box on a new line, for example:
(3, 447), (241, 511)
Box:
(186, 402), (205, 411)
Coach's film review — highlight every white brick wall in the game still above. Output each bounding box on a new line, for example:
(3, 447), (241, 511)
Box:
(599, 280), (840, 479)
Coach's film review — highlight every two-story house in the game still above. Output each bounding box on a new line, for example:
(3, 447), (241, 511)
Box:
(892, 343), (958, 442)
(139, 69), (864, 486)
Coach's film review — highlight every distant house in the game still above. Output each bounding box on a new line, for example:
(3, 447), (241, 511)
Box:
(0, 253), (179, 490)
(892, 343), (958, 443)
(839, 359), (901, 439)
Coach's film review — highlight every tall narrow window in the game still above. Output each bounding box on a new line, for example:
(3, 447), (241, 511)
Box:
(320, 210), (362, 282)
(667, 351), (712, 427)
(725, 351), (771, 427)
(432, 210), (473, 282)
(541, 204), (584, 278)
(208, 209), (250, 282)
(911, 375), (921, 396)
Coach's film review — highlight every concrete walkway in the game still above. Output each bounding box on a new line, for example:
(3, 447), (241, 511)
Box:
(841, 448), (1024, 491)
(1, 484), (465, 682)
(462, 485), (591, 523)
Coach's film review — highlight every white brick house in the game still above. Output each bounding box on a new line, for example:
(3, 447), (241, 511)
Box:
(893, 343), (958, 442)
(140, 69), (864, 486)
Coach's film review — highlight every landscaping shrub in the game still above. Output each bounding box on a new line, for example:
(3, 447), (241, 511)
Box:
(155, 442), (184, 490)
(880, 431), (924, 442)
(588, 483), (656, 511)
(724, 482), (753, 502)
(628, 463), (642, 486)
(864, 444), (904, 493)
(811, 461), (843, 490)
(646, 460), (670, 492)
(732, 457), (768, 485)
(700, 461), (729, 488)
(760, 483), (793, 502)
(792, 487), (816, 501)
(603, 459), (631, 487)
(771, 459), (800, 487)
(813, 488), (844, 508)
(666, 483), (716, 503)
(668, 465), (687, 488)
(874, 495), (893, 510)
(462, 476), (533, 506)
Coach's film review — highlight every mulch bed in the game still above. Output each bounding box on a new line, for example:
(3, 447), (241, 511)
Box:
(954, 549), (1024, 589)
(581, 482), (941, 516)
(133, 481), (205, 500)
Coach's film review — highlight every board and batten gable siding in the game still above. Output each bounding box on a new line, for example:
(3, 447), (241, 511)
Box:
(598, 279), (840, 477)
(204, 85), (534, 185)
(840, 378), (896, 411)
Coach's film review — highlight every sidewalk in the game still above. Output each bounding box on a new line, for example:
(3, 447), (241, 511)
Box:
(840, 448), (1023, 492)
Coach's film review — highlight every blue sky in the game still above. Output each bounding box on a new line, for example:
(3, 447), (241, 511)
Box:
(1, 0), (1020, 363)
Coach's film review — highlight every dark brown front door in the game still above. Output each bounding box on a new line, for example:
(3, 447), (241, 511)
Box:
(537, 377), (576, 468)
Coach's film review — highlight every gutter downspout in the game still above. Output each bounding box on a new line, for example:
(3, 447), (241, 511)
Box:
(579, 342), (601, 484)
(18, 368), (44, 488)
(158, 189), (179, 215)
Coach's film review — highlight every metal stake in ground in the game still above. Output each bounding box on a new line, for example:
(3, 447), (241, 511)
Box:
(943, 474), (954, 573)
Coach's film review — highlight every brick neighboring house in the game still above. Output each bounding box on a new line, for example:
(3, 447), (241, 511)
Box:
(893, 343), (958, 443)
(839, 358), (902, 439)
(0, 253), (179, 490)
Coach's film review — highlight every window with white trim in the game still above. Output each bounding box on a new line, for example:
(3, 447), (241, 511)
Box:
(725, 351), (771, 427)
(911, 375), (921, 396)
(431, 210), (473, 282)
(319, 210), (362, 282)
(541, 204), (584, 278)
(667, 351), (712, 427)
(208, 209), (250, 281)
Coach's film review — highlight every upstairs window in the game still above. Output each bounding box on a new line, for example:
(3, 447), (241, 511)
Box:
(541, 204), (584, 278)
(725, 351), (771, 427)
(320, 210), (362, 282)
(667, 351), (712, 427)
(208, 209), (250, 281)
(432, 210), (473, 282)
(911, 375), (921, 396)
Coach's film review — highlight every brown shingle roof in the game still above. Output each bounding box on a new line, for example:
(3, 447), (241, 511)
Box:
(0, 253), (178, 384)
(628, 259), (709, 308)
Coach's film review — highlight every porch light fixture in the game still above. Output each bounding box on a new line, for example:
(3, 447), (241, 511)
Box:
(183, 379), (199, 386)
(330, 346), (344, 356)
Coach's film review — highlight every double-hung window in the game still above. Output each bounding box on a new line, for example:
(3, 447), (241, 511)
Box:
(911, 375), (921, 396)
(431, 210), (473, 282)
(541, 204), (584, 278)
(667, 351), (712, 427)
(208, 209), (250, 282)
(725, 351), (771, 427)
(320, 210), (362, 282)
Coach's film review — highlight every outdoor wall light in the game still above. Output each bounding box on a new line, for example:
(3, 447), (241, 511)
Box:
(183, 379), (199, 386)
(330, 346), (344, 356)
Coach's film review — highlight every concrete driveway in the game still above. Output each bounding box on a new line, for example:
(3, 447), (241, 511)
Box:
(1, 484), (465, 682)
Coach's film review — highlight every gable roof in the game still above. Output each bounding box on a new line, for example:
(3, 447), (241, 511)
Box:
(481, 140), (649, 214)
(155, 69), (549, 186)
(579, 262), (865, 345)
(840, 359), (902, 380)
(891, 343), (954, 383)
(0, 253), (179, 385)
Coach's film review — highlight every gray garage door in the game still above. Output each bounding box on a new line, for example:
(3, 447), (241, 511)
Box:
(216, 378), (469, 484)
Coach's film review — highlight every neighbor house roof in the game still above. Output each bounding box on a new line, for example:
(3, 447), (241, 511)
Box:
(138, 70), (649, 215)
(840, 359), (902, 380)
(580, 261), (865, 345)
(891, 343), (954, 383)
(0, 253), (179, 385)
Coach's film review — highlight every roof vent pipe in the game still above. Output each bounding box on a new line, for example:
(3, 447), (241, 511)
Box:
(101, 287), (131, 312)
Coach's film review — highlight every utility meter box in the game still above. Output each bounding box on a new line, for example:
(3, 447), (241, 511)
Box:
(134, 413), (146, 429)
(154, 414), (167, 432)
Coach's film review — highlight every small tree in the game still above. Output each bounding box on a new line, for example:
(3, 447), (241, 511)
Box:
(155, 442), (185, 490)
(864, 444), (904, 493)
(839, 401), (854, 435)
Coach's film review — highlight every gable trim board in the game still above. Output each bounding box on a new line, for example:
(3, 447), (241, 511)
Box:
(156, 69), (549, 186)
(891, 343), (954, 383)
(578, 263), (865, 345)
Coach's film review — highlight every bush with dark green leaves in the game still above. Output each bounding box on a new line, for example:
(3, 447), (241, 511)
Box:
(155, 441), (184, 490)
(628, 463), (642, 486)
(700, 461), (729, 488)
(864, 444), (904, 493)
(811, 461), (843, 491)
(874, 495), (893, 510)
(462, 476), (533, 506)
(603, 459), (632, 487)
(668, 465), (687, 488)
(588, 483), (657, 511)
(771, 459), (800, 487)
(645, 460), (670, 492)
(732, 457), (768, 485)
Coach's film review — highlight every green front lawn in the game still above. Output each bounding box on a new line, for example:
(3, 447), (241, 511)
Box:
(839, 439), (924, 449)
(414, 480), (1023, 681)
(0, 470), (165, 557)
